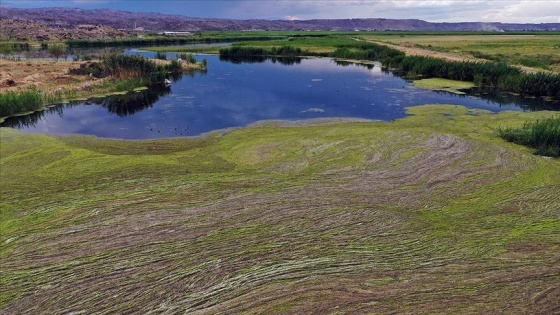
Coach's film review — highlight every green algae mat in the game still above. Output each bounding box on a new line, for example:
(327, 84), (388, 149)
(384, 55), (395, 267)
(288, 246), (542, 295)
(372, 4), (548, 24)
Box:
(1, 105), (559, 314)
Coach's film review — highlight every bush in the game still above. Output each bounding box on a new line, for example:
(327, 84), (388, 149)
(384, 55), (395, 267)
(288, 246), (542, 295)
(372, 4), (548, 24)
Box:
(48, 43), (67, 61)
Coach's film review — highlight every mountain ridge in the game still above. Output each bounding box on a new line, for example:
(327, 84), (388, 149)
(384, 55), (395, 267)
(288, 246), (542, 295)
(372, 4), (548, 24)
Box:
(2, 6), (559, 32)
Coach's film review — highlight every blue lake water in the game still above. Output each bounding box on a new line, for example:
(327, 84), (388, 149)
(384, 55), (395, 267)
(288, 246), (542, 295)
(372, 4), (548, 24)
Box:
(2, 54), (556, 139)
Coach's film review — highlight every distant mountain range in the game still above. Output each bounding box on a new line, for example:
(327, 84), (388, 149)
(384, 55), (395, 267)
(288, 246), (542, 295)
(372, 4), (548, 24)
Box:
(2, 6), (559, 33)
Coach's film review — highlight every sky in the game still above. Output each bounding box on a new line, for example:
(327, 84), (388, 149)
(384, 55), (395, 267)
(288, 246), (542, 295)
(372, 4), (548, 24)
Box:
(3, 0), (560, 23)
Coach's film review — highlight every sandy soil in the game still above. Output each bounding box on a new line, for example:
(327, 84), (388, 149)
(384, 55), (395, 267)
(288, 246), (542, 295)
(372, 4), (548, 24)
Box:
(0, 59), (95, 92)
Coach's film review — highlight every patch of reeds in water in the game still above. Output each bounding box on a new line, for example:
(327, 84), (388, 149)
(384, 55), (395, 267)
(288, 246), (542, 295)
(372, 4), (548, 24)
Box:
(499, 116), (560, 157)
(0, 88), (43, 117)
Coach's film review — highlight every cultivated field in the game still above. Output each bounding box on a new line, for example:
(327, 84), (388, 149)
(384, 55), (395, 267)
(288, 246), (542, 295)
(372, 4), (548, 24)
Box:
(1, 105), (559, 314)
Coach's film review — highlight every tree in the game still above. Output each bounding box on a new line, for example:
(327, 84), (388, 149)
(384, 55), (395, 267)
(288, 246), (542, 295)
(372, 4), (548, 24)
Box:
(48, 43), (67, 61)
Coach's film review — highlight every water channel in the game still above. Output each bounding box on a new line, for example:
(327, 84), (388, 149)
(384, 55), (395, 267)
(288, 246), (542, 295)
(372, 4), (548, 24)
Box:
(2, 51), (557, 139)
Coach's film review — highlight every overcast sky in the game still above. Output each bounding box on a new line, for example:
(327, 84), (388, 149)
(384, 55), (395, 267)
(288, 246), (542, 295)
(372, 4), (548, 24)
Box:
(4, 0), (560, 23)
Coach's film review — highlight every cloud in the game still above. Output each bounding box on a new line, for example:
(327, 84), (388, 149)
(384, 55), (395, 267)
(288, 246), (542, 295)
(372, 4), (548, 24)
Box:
(225, 0), (560, 23)
(5, 0), (559, 23)
(480, 1), (560, 23)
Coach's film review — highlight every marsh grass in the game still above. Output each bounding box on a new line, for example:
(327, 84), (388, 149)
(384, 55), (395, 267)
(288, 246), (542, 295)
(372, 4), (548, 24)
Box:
(0, 88), (43, 117)
(499, 116), (560, 157)
(177, 52), (197, 63)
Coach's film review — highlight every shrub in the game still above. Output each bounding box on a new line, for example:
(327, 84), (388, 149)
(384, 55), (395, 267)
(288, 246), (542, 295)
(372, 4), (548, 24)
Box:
(48, 43), (67, 61)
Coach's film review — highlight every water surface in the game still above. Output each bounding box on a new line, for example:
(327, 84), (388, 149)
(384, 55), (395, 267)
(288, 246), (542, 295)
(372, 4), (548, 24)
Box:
(2, 55), (556, 139)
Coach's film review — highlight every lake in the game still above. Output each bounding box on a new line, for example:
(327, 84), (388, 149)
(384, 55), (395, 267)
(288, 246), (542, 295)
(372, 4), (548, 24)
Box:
(2, 53), (557, 139)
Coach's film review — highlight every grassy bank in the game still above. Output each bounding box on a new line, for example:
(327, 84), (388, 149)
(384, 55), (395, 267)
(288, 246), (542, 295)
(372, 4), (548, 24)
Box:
(1, 105), (559, 313)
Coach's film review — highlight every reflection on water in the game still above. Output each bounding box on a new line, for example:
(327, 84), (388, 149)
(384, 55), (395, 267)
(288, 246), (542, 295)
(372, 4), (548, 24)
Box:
(219, 55), (302, 66)
(466, 87), (560, 111)
(91, 86), (171, 117)
(2, 106), (66, 129)
(2, 55), (558, 139)
(2, 86), (171, 128)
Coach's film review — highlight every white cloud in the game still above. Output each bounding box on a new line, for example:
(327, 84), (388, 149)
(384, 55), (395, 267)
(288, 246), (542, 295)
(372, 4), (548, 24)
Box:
(226, 0), (560, 23)
(5, 0), (559, 23)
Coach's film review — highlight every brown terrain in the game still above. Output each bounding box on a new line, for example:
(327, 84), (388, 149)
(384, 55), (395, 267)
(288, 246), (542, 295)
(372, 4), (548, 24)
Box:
(0, 59), (102, 92)
(2, 6), (559, 31)
(1, 18), (130, 41)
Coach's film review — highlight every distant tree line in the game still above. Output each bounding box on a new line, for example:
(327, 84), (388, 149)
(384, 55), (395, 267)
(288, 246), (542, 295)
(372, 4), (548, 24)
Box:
(66, 36), (287, 48)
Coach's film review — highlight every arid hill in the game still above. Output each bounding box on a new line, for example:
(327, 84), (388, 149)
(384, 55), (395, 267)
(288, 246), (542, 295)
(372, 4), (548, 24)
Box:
(1, 6), (559, 33)
(0, 18), (130, 41)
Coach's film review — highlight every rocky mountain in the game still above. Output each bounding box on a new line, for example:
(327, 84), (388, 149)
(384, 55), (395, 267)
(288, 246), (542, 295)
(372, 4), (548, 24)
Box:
(1, 6), (559, 34)
(0, 18), (129, 41)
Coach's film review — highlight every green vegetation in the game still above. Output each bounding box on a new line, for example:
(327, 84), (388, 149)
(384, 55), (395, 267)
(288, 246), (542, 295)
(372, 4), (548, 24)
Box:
(399, 56), (560, 99)
(66, 35), (288, 48)
(47, 43), (68, 61)
(1, 105), (559, 313)
(0, 88), (42, 117)
(177, 52), (197, 63)
(155, 51), (167, 60)
(0, 43), (12, 57)
(361, 33), (560, 72)
(219, 45), (303, 58)
(102, 54), (171, 79)
(499, 116), (560, 157)
(413, 78), (475, 94)
(145, 45), (225, 54)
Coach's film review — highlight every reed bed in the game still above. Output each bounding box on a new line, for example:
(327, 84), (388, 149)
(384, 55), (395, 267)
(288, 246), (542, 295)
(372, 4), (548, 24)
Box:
(499, 116), (560, 157)
(0, 88), (43, 117)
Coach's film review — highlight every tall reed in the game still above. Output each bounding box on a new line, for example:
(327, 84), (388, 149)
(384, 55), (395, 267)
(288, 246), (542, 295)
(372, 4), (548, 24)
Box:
(499, 116), (560, 157)
(0, 88), (43, 117)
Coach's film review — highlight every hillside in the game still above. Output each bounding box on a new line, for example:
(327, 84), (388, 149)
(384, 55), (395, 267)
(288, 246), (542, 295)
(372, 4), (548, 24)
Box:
(2, 6), (559, 32)
(0, 18), (129, 41)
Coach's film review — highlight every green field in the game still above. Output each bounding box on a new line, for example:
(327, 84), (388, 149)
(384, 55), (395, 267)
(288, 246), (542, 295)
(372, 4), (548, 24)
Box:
(1, 105), (559, 313)
(362, 33), (560, 72)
